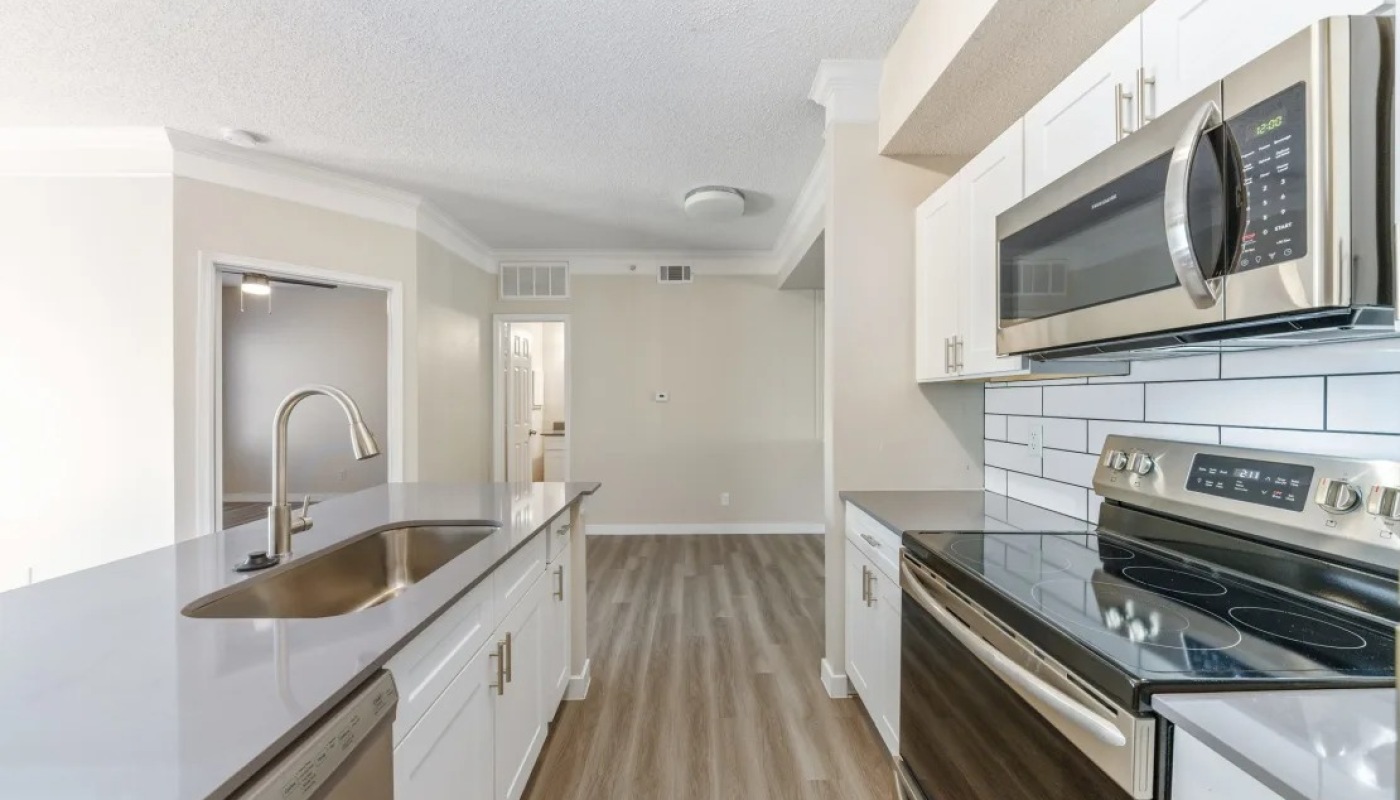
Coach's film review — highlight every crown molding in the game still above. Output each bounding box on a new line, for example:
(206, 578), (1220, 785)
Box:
(414, 201), (497, 272)
(771, 146), (828, 284)
(809, 59), (882, 127)
(494, 248), (775, 276)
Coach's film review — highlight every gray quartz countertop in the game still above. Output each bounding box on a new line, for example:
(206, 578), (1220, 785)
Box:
(840, 489), (1094, 535)
(0, 481), (599, 800)
(1154, 689), (1396, 800)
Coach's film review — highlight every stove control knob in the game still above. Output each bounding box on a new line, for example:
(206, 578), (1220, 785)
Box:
(1366, 485), (1400, 520)
(1104, 450), (1129, 471)
(1127, 452), (1155, 476)
(1314, 478), (1361, 514)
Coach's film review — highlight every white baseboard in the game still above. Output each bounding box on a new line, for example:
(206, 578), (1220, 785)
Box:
(821, 658), (850, 699)
(565, 659), (592, 701)
(588, 522), (824, 535)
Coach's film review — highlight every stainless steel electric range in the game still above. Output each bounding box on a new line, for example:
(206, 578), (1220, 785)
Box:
(895, 435), (1400, 800)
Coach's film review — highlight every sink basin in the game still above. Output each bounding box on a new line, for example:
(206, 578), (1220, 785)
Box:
(183, 524), (498, 619)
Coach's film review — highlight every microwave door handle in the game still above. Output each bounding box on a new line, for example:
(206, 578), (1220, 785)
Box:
(1164, 99), (1226, 310)
(900, 557), (1129, 749)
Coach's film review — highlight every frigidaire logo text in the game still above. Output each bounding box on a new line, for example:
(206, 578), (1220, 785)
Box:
(1090, 193), (1119, 210)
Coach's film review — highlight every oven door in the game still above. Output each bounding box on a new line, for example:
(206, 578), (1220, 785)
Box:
(997, 82), (1246, 357)
(898, 554), (1157, 800)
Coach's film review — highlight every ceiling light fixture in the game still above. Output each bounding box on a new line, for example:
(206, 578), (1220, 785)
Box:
(683, 186), (746, 221)
(240, 273), (272, 296)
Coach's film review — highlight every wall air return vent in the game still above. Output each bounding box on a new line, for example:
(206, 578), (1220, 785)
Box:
(658, 265), (693, 284)
(500, 262), (569, 300)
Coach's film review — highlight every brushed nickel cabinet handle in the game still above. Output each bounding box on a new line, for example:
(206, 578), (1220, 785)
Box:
(955, 337), (964, 371)
(859, 532), (880, 549)
(504, 631), (514, 684)
(490, 640), (506, 696)
(1137, 67), (1155, 127)
(553, 565), (565, 601)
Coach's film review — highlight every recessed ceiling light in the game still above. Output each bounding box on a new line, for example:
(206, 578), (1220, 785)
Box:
(684, 186), (746, 221)
(221, 128), (262, 148)
(240, 273), (272, 295)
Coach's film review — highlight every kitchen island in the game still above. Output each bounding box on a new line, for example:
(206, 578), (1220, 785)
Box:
(0, 481), (598, 799)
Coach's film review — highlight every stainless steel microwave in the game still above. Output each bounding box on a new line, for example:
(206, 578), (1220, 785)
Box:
(997, 15), (1395, 360)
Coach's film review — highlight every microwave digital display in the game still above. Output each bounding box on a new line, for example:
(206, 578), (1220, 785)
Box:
(1227, 82), (1308, 272)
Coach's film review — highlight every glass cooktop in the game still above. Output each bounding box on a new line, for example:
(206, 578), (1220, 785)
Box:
(904, 529), (1396, 700)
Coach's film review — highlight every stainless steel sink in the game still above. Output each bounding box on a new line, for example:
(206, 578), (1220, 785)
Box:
(183, 524), (498, 619)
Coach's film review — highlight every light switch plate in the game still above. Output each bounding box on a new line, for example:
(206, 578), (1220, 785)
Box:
(1027, 422), (1044, 458)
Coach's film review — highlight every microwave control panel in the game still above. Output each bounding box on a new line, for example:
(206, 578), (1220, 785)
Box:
(1227, 81), (1308, 272)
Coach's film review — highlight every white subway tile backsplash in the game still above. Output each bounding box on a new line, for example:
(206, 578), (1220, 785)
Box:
(1220, 428), (1400, 460)
(984, 386), (1042, 416)
(1145, 378), (1324, 428)
(1006, 416), (1087, 451)
(1006, 473), (1088, 520)
(1087, 421), (1220, 454)
(1090, 353), (1219, 384)
(1042, 384), (1144, 421)
(985, 414), (1008, 440)
(985, 439), (1041, 476)
(1042, 449), (1100, 489)
(1222, 338), (1400, 379)
(1327, 374), (1400, 434)
(984, 465), (1008, 494)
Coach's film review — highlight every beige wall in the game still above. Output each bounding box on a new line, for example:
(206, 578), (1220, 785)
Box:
(221, 284), (389, 498)
(0, 175), (175, 588)
(505, 275), (824, 528)
(415, 232), (495, 483)
(540, 322), (566, 431)
(822, 121), (985, 673)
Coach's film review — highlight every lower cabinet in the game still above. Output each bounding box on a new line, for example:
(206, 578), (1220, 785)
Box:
(1171, 729), (1285, 800)
(389, 515), (578, 800)
(843, 508), (901, 756)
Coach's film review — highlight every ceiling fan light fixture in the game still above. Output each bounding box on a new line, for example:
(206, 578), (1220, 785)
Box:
(683, 186), (746, 221)
(240, 273), (272, 296)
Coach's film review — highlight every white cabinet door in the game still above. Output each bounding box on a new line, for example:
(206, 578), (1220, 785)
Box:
(872, 565), (901, 756)
(393, 641), (496, 800)
(1142, 0), (1376, 121)
(960, 119), (1027, 378)
(1024, 19), (1142, 195)
(914, 176), (967, 382)
(844, 540), (873, 697)
(495, 576), (547, 800)
(1171, 729), (1286, 800)
(543, 543), (572, 720)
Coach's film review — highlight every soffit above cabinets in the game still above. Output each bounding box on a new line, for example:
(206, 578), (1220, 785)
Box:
(880, 0), (1151, 158)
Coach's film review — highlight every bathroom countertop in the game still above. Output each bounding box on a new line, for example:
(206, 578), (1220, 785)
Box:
(0, 481), (599, 800)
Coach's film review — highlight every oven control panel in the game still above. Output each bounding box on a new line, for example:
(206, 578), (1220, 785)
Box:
(1095, 436), (1400, 570)
(1227, 81), (1309, 272)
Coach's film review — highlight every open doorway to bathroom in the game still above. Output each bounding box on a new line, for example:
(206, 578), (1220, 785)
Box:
(199, 259), (404, 532)
(493, 315), (570, 483)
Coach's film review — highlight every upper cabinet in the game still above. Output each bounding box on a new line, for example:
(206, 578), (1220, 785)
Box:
(1024, 21), (1142, 196)
(1142, 0), (1380, 120)
(960, 121), (1027, 377)
(914, 176), (966, 382)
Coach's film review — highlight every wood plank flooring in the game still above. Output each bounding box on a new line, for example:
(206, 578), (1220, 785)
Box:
(525, 534), (896, 800)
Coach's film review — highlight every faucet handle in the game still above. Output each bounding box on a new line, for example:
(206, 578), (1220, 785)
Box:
(293, 495), (314, 533)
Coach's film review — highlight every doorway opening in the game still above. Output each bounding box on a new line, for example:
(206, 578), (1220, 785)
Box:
(195, 254), (405, 534)
(493, 315), (570, 483)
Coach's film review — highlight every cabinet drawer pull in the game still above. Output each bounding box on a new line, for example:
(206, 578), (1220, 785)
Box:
(553, 565), (565, 601)
(859, 532), (880, 549)
(865, 568), (875, 608)
(557, 523), (570, 536)
(504, 632), (514, 684)
(490, 640), (506, 696)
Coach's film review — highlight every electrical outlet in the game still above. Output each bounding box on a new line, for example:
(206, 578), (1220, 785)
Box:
(720, 492), (730, 507)
(654, 391), (670, 403)
(337, 469), (348, 483)
(1027, 423), (1044, 458)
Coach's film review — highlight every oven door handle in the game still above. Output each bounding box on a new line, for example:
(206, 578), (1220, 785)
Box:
(900, 558), (1128, 749)
(1164, 99), (1226, 310)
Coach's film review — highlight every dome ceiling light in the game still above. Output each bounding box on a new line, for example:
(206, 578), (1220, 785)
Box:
(683, 186), (746, 222)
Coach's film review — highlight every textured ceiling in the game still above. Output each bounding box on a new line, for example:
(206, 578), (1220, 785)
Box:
(1, 0), (915, 251)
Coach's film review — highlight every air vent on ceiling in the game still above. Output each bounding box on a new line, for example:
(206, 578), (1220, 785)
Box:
(658, 265), (693, 284)
(500, 262), (569, 300)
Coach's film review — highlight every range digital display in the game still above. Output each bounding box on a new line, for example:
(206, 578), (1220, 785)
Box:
(1186, 453), (1314, 512)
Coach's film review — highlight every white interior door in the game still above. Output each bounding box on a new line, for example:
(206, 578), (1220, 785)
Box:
(506, 330), (534, 483)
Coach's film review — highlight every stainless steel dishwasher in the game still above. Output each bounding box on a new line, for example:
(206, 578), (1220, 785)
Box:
(233, 670), (398, 800)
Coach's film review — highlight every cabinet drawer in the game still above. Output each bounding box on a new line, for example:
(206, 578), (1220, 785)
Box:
(386, 577), (495, 744)
(495, 532), (547, 616)
(546, 512), (572, 564)
(845, 503), (901, 581)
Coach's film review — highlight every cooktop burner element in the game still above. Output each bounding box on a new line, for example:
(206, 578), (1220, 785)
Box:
(1228, 607), (1370, 650)
(948, 535), (1073, 576)
(1094, 540), (1136, 560)
(1121, 566), (1228, 596)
